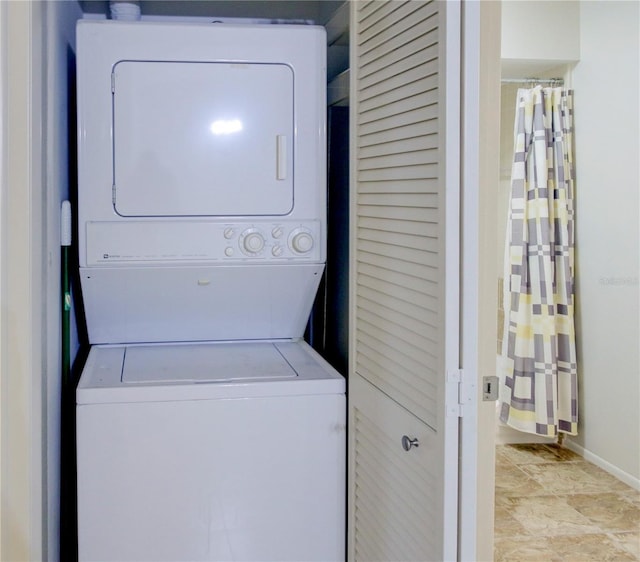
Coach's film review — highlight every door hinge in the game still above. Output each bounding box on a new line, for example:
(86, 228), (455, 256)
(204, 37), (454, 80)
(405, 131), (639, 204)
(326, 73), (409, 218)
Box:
(447, 369), (474, 418)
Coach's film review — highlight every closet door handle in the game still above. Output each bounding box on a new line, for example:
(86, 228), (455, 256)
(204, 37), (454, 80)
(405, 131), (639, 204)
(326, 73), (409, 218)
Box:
(401, 435), (419, 451)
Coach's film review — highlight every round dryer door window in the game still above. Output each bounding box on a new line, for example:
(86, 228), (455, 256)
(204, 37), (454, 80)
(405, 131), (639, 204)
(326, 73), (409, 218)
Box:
(112, 61), (294, 217)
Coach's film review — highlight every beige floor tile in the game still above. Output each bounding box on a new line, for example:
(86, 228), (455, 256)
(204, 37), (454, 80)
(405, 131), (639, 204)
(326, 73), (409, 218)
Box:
(609, 530), (640, 559)
(506, 495), (601, 537)
(500, 443), (580, 466)
(547, 533), (637, 561)
(499, 443), (564, 465)
(496, 445), (516, 467)
(543, 444), (582, 462)
(566, 492), (640, 533)
(494, 506), (529, 538)
(520, 462), (616, 495)
(494, 536), (557, 562)
(495, 444), (640, 560)
(578, 461), (640, 494)
(495, 464), (548, 498)
(623, 490), (640, 509)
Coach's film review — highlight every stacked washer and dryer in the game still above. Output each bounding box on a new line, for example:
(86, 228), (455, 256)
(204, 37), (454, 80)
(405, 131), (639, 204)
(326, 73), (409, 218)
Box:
(75, 20), (345, 561)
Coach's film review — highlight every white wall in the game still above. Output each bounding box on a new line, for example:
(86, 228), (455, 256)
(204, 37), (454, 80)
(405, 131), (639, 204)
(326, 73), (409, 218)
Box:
(570, 1), (640, 483)
(44, 2), (84, 558)
(501, 0), (579, 78)
(0, 2), (46, 559)
(474, 2), (501, 559)
(1, 1), (81, 559)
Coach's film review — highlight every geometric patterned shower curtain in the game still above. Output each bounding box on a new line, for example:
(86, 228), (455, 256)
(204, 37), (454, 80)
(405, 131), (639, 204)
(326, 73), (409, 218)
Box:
(499, 86), (578, 437)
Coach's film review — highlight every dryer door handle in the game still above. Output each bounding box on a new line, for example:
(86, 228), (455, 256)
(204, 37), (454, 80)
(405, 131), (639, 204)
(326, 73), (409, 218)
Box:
(276, 135), (287, 180)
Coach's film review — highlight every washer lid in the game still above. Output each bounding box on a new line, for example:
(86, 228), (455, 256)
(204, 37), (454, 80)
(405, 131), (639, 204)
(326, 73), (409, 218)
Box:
(77, 341), (345, 404)
(122, 342), (297, 384)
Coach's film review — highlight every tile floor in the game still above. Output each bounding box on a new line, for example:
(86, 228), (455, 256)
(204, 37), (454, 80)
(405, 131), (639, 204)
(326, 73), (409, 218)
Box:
(494, 444), (640, 561)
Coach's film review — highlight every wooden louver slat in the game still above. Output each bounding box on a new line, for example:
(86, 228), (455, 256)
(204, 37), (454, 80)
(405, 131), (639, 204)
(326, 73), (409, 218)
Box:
(352, 376), (440, 560)
(354, 0), (444, 428)
(352, 0), (451, 559)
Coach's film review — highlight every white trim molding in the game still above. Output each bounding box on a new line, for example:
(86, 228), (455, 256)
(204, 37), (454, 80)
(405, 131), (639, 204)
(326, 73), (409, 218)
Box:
(565, 440), (640, 492)
(461, 1), (502, 561)
(0, 0), (4, 550)
(0, 1), (46, 560)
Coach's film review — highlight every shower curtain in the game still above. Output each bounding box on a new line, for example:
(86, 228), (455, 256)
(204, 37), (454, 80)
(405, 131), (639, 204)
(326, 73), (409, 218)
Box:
(499, 86), (578, 437)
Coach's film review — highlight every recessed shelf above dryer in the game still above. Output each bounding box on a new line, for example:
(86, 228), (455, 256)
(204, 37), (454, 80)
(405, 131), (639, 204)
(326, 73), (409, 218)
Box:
(326, 1), (349, 82)
(326, 1), (350, 107)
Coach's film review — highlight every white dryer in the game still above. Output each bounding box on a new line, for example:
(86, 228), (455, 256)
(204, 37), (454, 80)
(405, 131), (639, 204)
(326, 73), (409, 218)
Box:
(75, 20), (345, 562)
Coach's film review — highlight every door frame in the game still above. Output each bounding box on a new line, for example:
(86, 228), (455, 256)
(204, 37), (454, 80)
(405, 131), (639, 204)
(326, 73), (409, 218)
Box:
(0, 1), (47, 559)
(459, 1), (501, 560)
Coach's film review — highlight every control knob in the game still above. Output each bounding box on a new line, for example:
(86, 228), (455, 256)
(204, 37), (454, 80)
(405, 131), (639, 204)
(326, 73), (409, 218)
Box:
(241, 229), (265, 255)
(289, 229), (314, 254)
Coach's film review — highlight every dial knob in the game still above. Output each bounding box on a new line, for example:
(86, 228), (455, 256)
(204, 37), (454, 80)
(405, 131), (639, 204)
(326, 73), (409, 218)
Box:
(223, 227), (235, 240)
(290, 229), (314, 254)
(271, 226), (284, 239)
(272, 245), (284, 257)
(241, 230), (265, 254)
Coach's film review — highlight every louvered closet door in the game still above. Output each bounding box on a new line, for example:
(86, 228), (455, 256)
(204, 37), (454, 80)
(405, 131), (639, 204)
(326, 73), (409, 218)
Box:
(349, 1), (460, 561)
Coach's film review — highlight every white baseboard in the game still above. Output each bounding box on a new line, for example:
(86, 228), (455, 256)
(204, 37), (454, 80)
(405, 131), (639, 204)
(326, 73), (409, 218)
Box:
(564, 439), (640, 491)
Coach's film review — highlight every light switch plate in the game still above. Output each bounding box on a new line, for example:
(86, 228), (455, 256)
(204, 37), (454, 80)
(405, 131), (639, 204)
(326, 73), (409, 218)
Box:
(482, 376), (499, 401)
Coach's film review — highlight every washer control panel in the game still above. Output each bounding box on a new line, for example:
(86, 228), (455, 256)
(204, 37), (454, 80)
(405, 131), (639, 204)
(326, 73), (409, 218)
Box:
(86, 220), (322, 265)
(223, 223), (317, 260)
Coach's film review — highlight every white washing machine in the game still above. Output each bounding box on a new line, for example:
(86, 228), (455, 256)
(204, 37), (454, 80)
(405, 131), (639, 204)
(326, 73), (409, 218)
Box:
(75, 21), (345, 562)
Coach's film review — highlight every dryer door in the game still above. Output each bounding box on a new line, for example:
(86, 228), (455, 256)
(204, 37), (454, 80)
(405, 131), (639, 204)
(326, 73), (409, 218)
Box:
(112, 61), (294, 217)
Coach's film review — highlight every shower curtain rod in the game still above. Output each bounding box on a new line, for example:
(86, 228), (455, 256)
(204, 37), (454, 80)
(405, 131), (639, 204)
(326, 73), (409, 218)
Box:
(501, 77), (564, 85)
